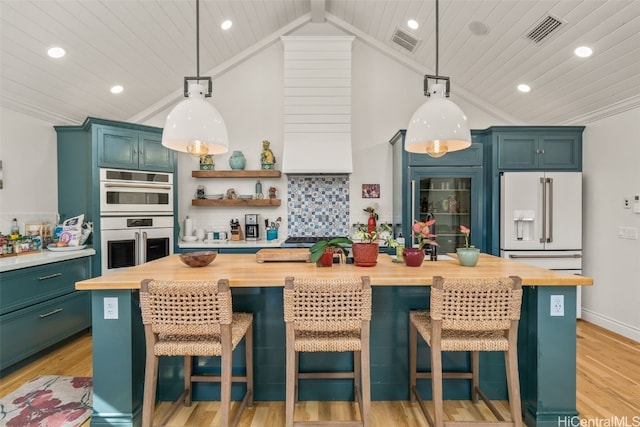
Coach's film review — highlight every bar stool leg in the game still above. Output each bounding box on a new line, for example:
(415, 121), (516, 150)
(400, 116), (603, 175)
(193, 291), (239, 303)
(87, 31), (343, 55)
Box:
(431, 342), (444, 427)
(245, 325), (254, 407)
(354, 350), (361, 403)
(471, 351), (480, 403)
(286, 328), (296, 427)
(184, 356), (193, 406)
(142, 354), (159, 427)
(505, 349), (523, 427)
(361, 337), (371, 427)
(409, 321), (417, 402)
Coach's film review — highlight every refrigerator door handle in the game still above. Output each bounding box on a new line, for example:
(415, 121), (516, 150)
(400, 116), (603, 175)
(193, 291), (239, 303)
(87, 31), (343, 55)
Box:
(509, 253), (582, 259)
(135, 231), (140, 266)
(547, 178), (553, 243)
(540, 178), (547, 243)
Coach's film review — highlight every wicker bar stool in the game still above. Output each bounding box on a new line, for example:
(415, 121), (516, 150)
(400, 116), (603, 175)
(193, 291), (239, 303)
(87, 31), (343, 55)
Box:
(139, 279), (253, 427)
(283, 276), (372, 427)
(409, 276), (523, 427)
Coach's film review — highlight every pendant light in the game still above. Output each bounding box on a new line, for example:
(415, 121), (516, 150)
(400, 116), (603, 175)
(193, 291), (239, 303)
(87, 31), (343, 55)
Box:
(162, 0), (229, 157)
(405, 0), (471, 158)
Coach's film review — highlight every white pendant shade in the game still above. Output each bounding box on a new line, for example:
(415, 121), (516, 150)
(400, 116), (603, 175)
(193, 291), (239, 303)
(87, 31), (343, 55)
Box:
(405, 83), (471, 157)
(162, 84), (229, 156)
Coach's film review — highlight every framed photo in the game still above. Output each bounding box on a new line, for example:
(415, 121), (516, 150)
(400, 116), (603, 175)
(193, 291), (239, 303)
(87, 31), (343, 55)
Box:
(362, 184), (380, 199)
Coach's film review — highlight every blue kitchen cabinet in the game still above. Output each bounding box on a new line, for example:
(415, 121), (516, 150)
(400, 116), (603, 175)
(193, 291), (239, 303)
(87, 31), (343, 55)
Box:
(0, 257), (92, 372)
(97, 125), (173, 172)
(390, 130), (486, 253)
(490, 127), (583, 171)
(482, 126), (585, 255)
(56, 117), (178, 275)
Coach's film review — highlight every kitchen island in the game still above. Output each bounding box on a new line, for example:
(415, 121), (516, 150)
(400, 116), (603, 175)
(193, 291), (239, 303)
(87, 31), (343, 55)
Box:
(77, 252), (592, 427)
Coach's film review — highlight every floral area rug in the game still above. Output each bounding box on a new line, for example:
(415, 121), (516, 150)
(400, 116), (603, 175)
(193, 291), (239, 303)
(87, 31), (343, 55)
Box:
(0, 376), (92, 427)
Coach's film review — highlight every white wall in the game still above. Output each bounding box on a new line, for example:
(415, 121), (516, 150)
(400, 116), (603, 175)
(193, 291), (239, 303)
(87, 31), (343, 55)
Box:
(582, 106), (640, 341)
(0, 108), (59, 233)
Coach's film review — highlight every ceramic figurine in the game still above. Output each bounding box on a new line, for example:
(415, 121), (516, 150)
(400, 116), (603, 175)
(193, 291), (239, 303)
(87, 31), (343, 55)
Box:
(261, 140), (275, 170)
(268, 186), (277, 199)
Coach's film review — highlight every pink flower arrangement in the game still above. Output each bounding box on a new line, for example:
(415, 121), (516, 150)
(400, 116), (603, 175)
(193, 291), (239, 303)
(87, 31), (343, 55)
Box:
(460, 225), (472, 248)
(412, 219), (437, 249)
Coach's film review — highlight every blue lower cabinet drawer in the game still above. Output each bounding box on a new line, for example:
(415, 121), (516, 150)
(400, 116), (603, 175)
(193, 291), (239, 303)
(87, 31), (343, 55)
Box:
(0, 257), (90, 315)
(0, 291), (91, 370)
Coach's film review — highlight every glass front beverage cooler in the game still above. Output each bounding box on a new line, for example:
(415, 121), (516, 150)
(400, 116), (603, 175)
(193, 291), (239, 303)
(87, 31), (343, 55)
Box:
(415, 177), (470, 254)
(409, 169), (484, 254)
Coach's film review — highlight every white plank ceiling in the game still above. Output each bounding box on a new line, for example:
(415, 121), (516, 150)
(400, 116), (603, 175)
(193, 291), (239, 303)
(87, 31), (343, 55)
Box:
(1, 0), (639, 126)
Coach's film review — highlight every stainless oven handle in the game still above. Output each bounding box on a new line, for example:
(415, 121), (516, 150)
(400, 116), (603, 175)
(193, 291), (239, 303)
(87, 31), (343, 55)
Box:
(104, 183), (172, 190)
(135, 232), (140, 265)
(509, 254), (582, 259)
(142, 232), (148, 264)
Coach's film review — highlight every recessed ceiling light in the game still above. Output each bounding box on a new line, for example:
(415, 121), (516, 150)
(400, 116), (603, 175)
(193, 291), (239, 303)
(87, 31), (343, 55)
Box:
(469, 21), (490, 36)
(110, 85), (124, 94)
(47, 46), (66, 59)
(517, 84), (531, 93)
(221, 20), (232, 30)
(407, 19), (419, 30)
(574, 46), (593, 58)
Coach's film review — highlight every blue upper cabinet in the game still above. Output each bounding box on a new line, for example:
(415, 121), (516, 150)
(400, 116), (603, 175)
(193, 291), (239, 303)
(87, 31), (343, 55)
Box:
(493, 127), (584, 171)
(97, 125), (173, 172)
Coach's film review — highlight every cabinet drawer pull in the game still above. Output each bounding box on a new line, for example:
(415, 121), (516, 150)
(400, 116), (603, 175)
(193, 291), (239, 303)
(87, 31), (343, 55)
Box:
(38, 273), (62, 280)
(39, 308), (63, 318)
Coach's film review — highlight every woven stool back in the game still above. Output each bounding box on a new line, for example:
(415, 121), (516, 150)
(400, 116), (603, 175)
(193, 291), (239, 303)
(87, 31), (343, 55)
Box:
(431, 276), (522, 332)
(284, 276), (371, 332)
(140, 279), (232, 336)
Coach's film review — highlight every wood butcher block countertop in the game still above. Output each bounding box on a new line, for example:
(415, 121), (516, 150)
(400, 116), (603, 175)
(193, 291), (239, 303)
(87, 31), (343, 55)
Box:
(76, 252), (593, 291)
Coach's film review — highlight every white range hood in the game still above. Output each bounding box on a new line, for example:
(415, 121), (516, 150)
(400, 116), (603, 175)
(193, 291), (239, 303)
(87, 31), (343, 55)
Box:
(281, 36), (354, 174)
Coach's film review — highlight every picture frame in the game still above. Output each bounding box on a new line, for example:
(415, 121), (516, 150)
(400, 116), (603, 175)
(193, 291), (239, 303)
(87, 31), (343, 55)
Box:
(362, 184), (380, 198)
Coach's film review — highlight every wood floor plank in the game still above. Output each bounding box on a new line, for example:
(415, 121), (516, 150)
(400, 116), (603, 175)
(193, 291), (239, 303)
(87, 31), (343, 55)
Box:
(1, 320), (638, 426)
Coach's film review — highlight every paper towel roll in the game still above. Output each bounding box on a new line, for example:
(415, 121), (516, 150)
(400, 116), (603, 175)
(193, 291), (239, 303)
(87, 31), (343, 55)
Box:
(184, 217), (193, 237)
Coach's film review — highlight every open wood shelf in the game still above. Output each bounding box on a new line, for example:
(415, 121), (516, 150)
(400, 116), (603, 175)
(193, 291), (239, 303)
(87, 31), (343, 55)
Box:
(192, 170), (282, 178)
(192, 198), (282, 207)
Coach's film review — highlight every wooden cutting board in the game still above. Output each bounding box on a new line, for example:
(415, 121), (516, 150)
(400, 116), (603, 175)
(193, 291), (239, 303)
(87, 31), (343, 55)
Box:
(255, 248), (311, 263)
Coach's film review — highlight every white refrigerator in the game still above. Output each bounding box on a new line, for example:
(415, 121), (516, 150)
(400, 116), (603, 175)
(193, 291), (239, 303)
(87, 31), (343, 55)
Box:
(500, 172), (583, 317)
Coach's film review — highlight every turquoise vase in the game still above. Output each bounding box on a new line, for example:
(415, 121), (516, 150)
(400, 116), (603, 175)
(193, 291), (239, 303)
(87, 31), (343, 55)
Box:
(456, 247), (480, 267)
(229, 151), (246, 170)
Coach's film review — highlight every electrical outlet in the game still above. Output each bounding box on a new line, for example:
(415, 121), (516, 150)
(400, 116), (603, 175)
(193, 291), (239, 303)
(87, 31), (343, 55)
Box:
(104, 297), (118, 320)
(550, 295), (564, 317)
(624, 198), (631, 209)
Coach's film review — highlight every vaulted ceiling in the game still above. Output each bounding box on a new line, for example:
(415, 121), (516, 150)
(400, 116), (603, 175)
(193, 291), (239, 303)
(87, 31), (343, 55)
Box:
(1, 0), (639, 126)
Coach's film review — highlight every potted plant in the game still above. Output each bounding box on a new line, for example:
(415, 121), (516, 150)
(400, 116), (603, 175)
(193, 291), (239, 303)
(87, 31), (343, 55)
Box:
(309, 237), (352, 267)
(352, 223), (392, 267)
(456, 225), (480, 267)
(404, 220), (437, 267)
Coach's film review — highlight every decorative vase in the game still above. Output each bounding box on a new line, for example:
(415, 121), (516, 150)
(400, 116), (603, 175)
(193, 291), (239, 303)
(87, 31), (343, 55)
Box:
(229, 151), (246, 170)
(352, 242), (379, 267)
(456, 247), (480, 267)
(367, 213), (376, 233)
(403, 247), (425, 267)
(316, 247), (335, 267)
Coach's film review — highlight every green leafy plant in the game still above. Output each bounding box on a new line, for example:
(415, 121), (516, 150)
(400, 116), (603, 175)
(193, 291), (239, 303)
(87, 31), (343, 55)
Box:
(309, 237), (353, 263)
(354, 223), (392, 244)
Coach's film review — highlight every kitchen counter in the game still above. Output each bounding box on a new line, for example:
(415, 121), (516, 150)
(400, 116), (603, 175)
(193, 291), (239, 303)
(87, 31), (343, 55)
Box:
(0, 247), (96, 272)
(79, 252), (592, 427)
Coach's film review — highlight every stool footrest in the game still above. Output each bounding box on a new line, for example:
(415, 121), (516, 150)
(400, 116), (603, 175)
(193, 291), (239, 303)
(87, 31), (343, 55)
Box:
(298, 372), (356, 380)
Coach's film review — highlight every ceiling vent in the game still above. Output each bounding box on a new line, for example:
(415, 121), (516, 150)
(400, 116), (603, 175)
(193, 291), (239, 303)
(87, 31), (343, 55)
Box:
(526, 15), (565, 44)
(392, 27), (420, 52)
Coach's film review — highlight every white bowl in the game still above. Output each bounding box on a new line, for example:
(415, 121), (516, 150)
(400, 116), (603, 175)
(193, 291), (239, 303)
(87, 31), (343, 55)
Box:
(182, 235), (198, 242)
(205, 194), (223, 200)
(239, 195), (253, 200)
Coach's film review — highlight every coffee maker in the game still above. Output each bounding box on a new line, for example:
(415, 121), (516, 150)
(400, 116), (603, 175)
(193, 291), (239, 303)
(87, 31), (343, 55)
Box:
(245, 214), (259, 241)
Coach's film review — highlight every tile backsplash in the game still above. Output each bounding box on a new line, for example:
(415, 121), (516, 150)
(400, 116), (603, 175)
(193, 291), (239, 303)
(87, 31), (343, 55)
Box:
(287, 175), (350, 236)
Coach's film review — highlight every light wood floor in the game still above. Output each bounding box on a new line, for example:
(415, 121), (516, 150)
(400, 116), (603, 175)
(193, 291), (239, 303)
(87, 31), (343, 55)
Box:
(1, 320), (638, 426)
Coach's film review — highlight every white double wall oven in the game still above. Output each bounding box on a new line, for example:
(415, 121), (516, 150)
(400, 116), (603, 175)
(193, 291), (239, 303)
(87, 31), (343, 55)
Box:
(99, 168), (174, 274)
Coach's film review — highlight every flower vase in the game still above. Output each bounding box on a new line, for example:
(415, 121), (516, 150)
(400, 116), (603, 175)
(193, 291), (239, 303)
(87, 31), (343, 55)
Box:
(229, 151), (246, 170)
(456, 247), (480, 267)
(352, 242), (378, 267)
(403, 247), (424, 267)
(367, 213), (376, 233)
(316, 247), (335, 267)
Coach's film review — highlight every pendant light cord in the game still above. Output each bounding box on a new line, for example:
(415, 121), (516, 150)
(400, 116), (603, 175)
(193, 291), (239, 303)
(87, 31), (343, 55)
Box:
(435, 0), (439, 76)
(196, 0), (200, 81)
